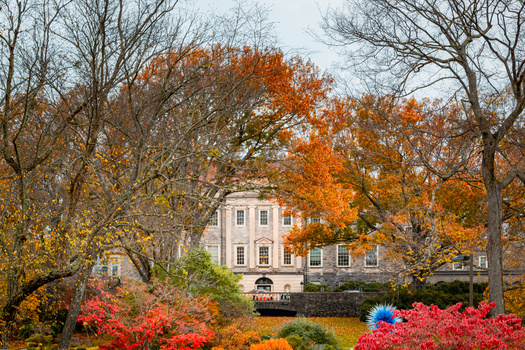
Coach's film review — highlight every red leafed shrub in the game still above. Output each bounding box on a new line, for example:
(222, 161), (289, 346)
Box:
(356, 302), (525, 350)
(78, 279), (218, 350)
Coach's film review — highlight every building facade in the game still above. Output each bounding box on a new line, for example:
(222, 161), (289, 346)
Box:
(106, 191), (500, 290)
(202, 191), (401, 292)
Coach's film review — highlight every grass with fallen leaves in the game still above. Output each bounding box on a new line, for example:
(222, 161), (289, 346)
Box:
(236, 317), (368, 349)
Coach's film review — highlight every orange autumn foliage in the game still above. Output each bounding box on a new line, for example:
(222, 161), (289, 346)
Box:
(130, 45), (332, 149)
(0, 39), (333, 343)
(278, 134), (357, 255)
(273, 98), (357, 256)
(276, 95), (487, 281)
(109, 44), (333, 254)
(212, 325), (262, 350)
(250, 338), (293, 350)
(93, 43), (333, 278)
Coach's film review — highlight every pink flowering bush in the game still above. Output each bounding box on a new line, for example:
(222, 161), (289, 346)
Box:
(356, 302), (525, 350)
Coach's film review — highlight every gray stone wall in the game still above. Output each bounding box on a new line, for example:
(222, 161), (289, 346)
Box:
(120, 255), (143, 280)
(255, 292), (386, 317)
(294, 292), (386, 317)
(306, 271), (395, 288)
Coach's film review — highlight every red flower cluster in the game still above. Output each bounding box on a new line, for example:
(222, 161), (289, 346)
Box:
(356, 302), (525, 350)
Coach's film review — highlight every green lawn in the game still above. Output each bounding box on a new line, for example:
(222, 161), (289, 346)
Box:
(238, 316), (369, 349)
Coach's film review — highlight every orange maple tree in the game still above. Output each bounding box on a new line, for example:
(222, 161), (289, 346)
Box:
(275, 95), (487, 283)
(107, 45), (333, 276)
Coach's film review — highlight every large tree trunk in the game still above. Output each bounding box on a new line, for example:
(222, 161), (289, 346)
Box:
(482, 138), (505, 315)
(126, 248), (152, 283)
(411, 276), (427, 290)
(485, 183), (505, 315)
(2, 262), (81, 325)
(57, 264), (93, 350)
(0, 263), (81, 348)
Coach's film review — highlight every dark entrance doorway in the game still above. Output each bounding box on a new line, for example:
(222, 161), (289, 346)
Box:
(255, 277), (273, 291)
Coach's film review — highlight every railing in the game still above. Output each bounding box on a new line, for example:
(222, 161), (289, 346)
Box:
(245, 292), (291, 301)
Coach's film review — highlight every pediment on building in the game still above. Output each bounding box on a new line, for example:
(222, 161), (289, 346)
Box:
(255, 237), (273, 244)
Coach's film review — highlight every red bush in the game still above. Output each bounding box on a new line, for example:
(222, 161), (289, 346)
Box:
(356, 302), (525, 350)
(79, 280), (218, 350)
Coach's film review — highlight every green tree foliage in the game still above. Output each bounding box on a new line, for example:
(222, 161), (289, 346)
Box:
(163, 249), (255, 322)
(303, 283), (332, 293)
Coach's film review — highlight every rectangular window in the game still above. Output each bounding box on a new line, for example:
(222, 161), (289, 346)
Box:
(108, 255), (120, 277)
(259, 246), (269, 265)
(259, 210), (269, 226)
(236, 246), (245, 266)
(479, 256), (487, 269)
(210, 211), (219, 226)
(337, 245), (350, 267)
(283, 247), (292, 266)
(309, 247), (322, 267)
(282, 214), (292, 226)
(365, 246), (378, 267)
(93, 262), (108, 277)
(207, 245), (220, 264)
(236, 210), (245, 226)
(310, 218), (321, 224)
(452, 261), (463, 270)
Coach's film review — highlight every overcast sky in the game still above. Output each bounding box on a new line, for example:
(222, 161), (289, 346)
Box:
(190, 0), (345, 73)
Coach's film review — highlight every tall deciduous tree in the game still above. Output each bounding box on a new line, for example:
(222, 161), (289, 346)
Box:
(276, 96), (486, 285)
(1, 0), (308, 345)
(1, 0), (181, 338)
(322, 0), (525, 315)
(105, 46), (332, 280)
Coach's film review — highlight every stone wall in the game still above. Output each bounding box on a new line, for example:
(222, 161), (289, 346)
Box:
(120, 254), (143, 280)
(306, 270), (395, 289)
(255, 292), (386, 317)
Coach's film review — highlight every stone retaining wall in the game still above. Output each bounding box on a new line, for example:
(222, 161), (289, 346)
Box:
(254, 292), (386, 317)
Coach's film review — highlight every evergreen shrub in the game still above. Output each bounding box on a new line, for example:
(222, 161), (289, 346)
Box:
(277, 318), (338, 349)
(303, 283), (332, 292)
(334, 280), (390, 292)
(162, 248), (256, 321)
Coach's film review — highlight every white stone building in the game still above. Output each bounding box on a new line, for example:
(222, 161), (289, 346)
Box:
(104, 191), (499, 290)
(201, 191), (397, 293)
